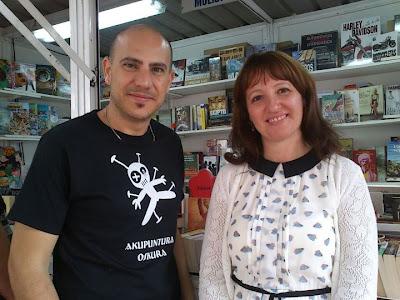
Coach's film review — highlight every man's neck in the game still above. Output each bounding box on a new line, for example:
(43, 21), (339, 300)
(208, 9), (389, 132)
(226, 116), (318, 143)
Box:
(100, 104), (150, 136)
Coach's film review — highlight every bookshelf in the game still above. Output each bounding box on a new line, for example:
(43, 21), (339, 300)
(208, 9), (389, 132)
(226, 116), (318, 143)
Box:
(0, 135), (41, 141)
(0, 88), (70, 102)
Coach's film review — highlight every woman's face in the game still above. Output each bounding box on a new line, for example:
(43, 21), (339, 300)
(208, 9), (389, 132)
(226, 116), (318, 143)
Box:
(246, 75), (304, 147)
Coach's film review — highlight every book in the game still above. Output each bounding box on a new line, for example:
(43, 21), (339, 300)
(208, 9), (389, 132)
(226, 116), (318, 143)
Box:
(55, 71), (71, 97)
(208, 57), (221, 81)
(35, 65), (56, 95)
(184, 152), (200, 181)
(386, 140), (400, 181)
(201, 155), (219, 176)
(219, 45), (246, 79)
(320, 93), (345, 124)
(376, 146), (386, 183)
(338, 138), (353, 159)
(0, 103), (9, 135)
(372, 31), (399, 62)
(250, 43), (277, 55)
(184, 58), (210, 85)
(7, 102), (30, 135)
(0, 59), (10, 89)
(175, 106), (191, 132)
(276, 41), (299, 56)
(37, 103), (50, 135)
(208, 95), (228, 120)
(358, 85), (384, 121)
(171, 59), (186, 87)
(385, 85), (400, 117)
(382, 241), (400, 299)
(13, 63), (36, 92)
(187, 169), (216, 232)
(29, 103), (38, 136)
(338, 89), (359, 122)
(0, 146), (22, 192)
(352, 149), (378, 182)
(340, 16), (380, 66)
(301, 31), (339, 70)
(292, 49), (317, 72)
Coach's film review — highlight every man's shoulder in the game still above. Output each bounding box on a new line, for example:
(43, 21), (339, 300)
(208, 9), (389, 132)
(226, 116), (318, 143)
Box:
(151, 120), (180, 143)
(42, 110), (98, 142)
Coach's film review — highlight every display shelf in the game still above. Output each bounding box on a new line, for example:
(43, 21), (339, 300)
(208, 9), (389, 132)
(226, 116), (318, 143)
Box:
(368, 182), (400, 193)
(169, 78), (235, 98)
(310, 58), (400, 81)
(333, 118), (400, 129)
(377, 222), (400, 233)
(177, 126), (231, 136)
(0, 135), (41, 141)
(0, 88), (70, 102)
(168, 59), (400, 98)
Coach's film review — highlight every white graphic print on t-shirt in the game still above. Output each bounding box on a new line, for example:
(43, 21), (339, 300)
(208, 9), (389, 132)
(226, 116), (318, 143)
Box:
(111, 152), (176, 226)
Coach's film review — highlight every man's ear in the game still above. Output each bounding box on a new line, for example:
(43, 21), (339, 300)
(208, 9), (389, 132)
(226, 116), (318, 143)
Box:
(103, 56), (112, 85)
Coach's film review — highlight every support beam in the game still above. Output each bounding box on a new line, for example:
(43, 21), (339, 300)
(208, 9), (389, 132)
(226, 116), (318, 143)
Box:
(0, 0), (71, 81)
(239, 0), (273, 23)
(69, 0), (99, 118)
(17, 0), (96, 84)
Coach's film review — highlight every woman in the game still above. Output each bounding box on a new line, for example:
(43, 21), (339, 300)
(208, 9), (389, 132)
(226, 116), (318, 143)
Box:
(199, 51), (377, 300)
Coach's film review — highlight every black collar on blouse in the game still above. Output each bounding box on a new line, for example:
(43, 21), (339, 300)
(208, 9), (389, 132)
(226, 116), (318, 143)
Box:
(249, 150), (321, 178)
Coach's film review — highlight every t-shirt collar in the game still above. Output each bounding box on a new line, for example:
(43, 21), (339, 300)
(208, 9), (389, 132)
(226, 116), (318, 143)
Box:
(249, 150), (321, 178)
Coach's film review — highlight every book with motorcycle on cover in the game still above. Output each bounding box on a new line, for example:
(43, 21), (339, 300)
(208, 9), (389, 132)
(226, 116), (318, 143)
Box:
(372, 31), (400, 62)
(340, 16), (380, 66)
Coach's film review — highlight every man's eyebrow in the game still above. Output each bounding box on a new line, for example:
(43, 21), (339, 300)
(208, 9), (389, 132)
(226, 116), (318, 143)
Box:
(150, 62), (168, 69)
(120, 57), (142, 65)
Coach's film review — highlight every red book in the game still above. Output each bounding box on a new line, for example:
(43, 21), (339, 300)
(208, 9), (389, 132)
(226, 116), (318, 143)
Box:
(352, 149), (378, 182)
(187, 169), (216, 231)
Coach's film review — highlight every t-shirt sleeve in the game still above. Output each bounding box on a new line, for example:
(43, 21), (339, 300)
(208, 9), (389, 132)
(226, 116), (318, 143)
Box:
(8, 131), (70, 235)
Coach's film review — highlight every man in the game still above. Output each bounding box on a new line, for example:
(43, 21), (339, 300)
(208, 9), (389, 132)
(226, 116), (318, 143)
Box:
(9, 25), (193, 299)
(0, 195), (13, 300)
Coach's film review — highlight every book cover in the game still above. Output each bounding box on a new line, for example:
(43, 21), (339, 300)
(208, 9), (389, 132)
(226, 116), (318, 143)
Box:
(0, 59), (10, 89)
(352, 149), (378, 182)
(301, 30), (339, 70)
(37, 103), (50, 135)
(338, 138), (353, 159)
(184, 152), (200, 181)
(372, 31), (399, 62)
(226, 57), (244, 79)
(201, 155), (219, 176)
(187, 169), (216, 232)
(0, 103), (9, 135)
(376, 146), (386, 182)
(55, 71), (71, 97)
(7, 102), (30, 135)
(184, 58), (210, 85)
(35, 65), (56, 95)
(338, 89), (359, 122)
(29, 103), (38, 136)
(358, 85), (384, 121)
(156, 109), (172, 128)
(250, 43), (277, 55)
(208, 57), (221, 81)
(340, 16), (380, 66)
(385, 85), (400, 116)
(386, 140), (400, 181)
(13, 63), (36, 92)
(321, 93), (345, 124)
(219, 46), (245, 79)
(175, 106), (191, 132)
(208, 95), (228, 120)
(172, 59), (186, 87)
(292, 49), (317, 72)
(0, 146), (23, 191)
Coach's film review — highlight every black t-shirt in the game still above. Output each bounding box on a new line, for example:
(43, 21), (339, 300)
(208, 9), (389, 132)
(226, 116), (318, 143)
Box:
(9, 110), (184, 300)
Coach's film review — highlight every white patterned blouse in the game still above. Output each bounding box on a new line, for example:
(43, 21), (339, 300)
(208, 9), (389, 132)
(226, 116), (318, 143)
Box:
(199, 152), (377, 300)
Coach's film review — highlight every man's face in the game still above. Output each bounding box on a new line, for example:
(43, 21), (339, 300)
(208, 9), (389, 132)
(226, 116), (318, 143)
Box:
(103, 28), (173, 122)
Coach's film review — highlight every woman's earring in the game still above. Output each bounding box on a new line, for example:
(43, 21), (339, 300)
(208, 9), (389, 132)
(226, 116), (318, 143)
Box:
(250, 123), (255, 132)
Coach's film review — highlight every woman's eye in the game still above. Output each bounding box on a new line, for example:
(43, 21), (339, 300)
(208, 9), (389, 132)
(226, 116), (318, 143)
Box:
(251, 95), (263, 102)
(278, 88), (290, 94)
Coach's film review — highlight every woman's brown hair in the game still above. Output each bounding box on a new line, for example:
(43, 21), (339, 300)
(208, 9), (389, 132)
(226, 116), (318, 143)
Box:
(225, 51), (339, 165)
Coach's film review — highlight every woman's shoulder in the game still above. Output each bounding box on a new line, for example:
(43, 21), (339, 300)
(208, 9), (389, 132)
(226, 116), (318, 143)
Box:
(327, 153), (363, 176)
